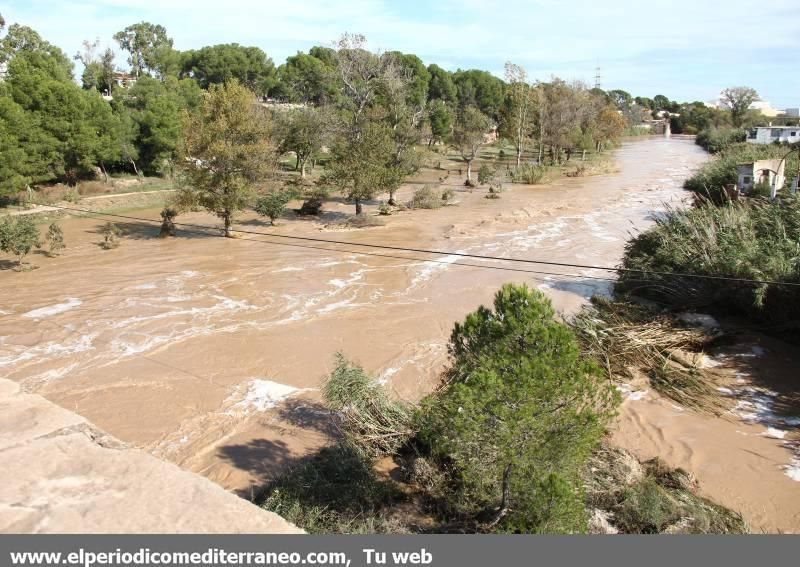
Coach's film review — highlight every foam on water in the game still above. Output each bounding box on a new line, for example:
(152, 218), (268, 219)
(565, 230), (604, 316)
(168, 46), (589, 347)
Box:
(23, 298), (82, 319)
(232, 379), (312, 413)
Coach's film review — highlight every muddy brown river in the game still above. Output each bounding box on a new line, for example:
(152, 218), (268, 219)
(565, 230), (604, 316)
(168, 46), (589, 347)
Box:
(2, 137), (799, 532)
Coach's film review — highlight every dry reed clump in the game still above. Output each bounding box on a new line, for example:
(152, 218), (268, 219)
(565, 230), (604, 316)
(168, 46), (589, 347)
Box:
(408, 185), (442, 209)
(322, 353), (413, 459)
(571, 297), (725, 414)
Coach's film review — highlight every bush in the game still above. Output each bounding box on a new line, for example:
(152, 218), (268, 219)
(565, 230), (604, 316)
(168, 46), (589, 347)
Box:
(0, 216), (41, 267)
(159, 207), (178, 237)
(510, 163), (550, 184)
(616, 197), (800, 324)
(64, 187), (80, 203)
(45, 222), (65, 255)
(683, 142), (798, 203)
(441, 188), (454, 202)
(323, 353), (412, 459)
(378, 203), (392, 216)
(477, 164), (495, 186)
(417, 284), (619, 532)
(409, 185), (442, 210)
(255, 190), (293, 225)
(101, 222), (122, 249)
(695, 127), (747, 154)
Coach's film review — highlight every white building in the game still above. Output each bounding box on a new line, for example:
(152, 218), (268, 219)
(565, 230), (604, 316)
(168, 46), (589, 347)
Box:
(705, 96), (781, 117)
(746, 126), (800, 145)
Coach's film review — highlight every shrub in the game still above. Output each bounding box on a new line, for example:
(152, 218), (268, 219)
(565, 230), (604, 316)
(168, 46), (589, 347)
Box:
(159, 207), (178, 238)
(64, 187), (80, 203)
(477, 164), (495, 186)
(255, 190), (293, 225)
(409, 185), (442, 209)
(683, 142), (798, 203)
(344, 215), (384, 229)
(695, 127), (747, 154)
(45, 222), (65, 255)
(378, 203), (392, 216)
(441, 188), (454, 202)
(0, 216), (41, 267)
(323, 353), (412, 459)
(616, 197), (800, 324)
(416, 284), (619, 532)
(510, 163), (550, 184)
(101, 222), (121, 249)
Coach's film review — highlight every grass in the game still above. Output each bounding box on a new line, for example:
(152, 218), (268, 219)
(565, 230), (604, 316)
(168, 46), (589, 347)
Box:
(571, 297), (725, 413)
(322, 353), (413, 459)
(408, 185), (443, 210)
(585, 444), (748, 534)
(616, 196), (800, 326)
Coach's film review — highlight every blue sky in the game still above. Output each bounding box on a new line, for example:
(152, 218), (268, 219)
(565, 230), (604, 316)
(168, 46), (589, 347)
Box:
(3, 0), (799, 108)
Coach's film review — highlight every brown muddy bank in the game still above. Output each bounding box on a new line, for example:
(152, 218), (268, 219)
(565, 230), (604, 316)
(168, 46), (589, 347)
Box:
(2, 137), (799, 532)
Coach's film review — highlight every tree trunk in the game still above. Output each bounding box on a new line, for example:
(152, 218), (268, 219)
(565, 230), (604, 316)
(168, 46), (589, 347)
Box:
(223, 213), (233, 237)
(537, 141), (544, 165)
(295, 153), (301, 171)
(100, 162), (109, 184)
(300, 159), (306, 179)
(130, 158), (142, 180)
(466, 160), (473, 182)
(516, 145), (522, 168)
(489, 464), (513, 528)
(355, 199), (363, 215)
(388, 190), (396, 206)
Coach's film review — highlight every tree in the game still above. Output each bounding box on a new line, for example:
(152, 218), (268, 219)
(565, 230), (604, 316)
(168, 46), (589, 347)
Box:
(427, 64), (457, 106)
(453, 69), (505, 120)
(177, 80), (275, 236)
(324, 121), (395, 215)
(113, 21), (173, 78)
(607, 89), (632, 110)
(720, 87), (760, 127)
(274, 50), (338, 104)
(254, 189), (292, 225)
(181, 44), (277, 96)
(0, 216), (41, 267)
(417, 284), (618, 532)
(101, 222), (121, 249)
(451, 106), (490, 184)
(499, 62), (536, 167)
(539, 79), (591, 164)
(45, 222), (65, 255)
(652, 94), (672, 112)
(594, 105), (626, 151)
(277, 107), (330, 178)
(428, 99), (452, 146)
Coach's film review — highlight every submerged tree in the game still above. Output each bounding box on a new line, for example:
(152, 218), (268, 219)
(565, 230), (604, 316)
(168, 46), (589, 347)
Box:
(451, 106), (490, 185)
(176, 80), (275, 236)
(101, 221), (121, 249)
(0, 216), (41, 268)
(254, 189), (292, 225)
(158, 207), (177, 237)
(45, 222), (65, 255)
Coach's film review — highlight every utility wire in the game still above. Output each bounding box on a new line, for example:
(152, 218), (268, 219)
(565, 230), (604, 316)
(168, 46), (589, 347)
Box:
(41, 203), (800, 288)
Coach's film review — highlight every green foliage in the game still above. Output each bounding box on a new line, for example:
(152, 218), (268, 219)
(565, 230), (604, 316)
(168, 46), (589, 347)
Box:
(273, 50), (339, 104)
(510, 163), (549, 184)
(322, 353), (412, 459)
(0, 215), (41, 266)
(427, 99), (453, 145)
(477, 164), (494, 186)
(176, 80), (275, 236)
(254, 190), (292, 225)
(426, 64), (457, 106)
(45, 222), (65, 254)
(277, 107), (330, 177)
(409, 185), (442, 209)
(323, 121), (397, 215)
(616, 197), (800, 324)
(113, 21), (173, 78)
(100, 221), (121, 249)
(452, 69), (505, 120)
(417, 284), (619, 532)
(684, 142), (797, 203)
(694, 127), (746, 153)
(180, 44), (277, 96)
(377, 203), (392, 216)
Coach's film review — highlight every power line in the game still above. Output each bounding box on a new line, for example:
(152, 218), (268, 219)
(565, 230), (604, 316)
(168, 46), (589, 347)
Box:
(42, 204), (800, 288)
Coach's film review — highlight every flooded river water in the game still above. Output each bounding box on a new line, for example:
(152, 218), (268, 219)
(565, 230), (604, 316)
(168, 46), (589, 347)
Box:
(2, 137), (799, 532)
